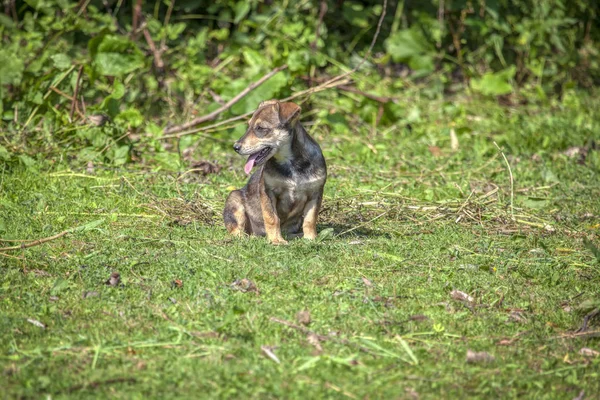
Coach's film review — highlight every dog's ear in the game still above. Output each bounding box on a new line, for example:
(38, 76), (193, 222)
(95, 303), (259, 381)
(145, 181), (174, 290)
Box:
(258, 99), (279, 108)
(279, 102), (301, 125)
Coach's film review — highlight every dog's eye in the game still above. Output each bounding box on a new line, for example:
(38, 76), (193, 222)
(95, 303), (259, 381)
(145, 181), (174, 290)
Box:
(255, 126), (268, 136)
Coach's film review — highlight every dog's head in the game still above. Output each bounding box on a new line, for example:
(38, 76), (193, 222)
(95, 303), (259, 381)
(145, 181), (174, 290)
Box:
(233, 100), (301, 174)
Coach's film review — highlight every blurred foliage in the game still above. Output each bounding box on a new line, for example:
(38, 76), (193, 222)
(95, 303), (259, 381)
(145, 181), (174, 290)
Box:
(0, 0), (598, 168)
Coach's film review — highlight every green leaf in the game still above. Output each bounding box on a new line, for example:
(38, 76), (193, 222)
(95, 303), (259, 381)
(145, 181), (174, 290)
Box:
(470, 66), (516, 96)
(0, 14), (15, 28)
(18, 155), (36, 168)
(384, 29), (434, 73)
(295, 357), (321, 372)
(233, 1), (251, 24)
(0, 49), (24, 85)
(152, 152), (181, 170)
(318, 227), (335, 241)
(111, 81), (125, 100)
(342, 2), (369, 28)
(287, 51), (308, 72)
(94, 53), (145, 77)
(100, 81), (125, 112)
(522, 197), (549, 209)
(0, 145), (10, 161)
(229, 71), (287, 115)
(385, 29), (432, 61)
(51, 278), (71, 295)
(67, 218), (105, 233)
(110, 145), (130, 166)
(116, 108), (143, 128)
(91, 35), (145, 77)
(242, 49), (267, 74)
(167, 22), (187, 40)
(51, 53), (72, 70)
(396, 336), (418, 365)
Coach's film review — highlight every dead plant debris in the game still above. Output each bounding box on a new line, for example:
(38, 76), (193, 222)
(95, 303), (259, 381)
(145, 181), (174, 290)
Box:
(579, 347), (599, 357)
(26, 318), (46, 329)
(105, 272), (120, 286)
(466, 350), (495, 364)
(230, 278), (259, 294)
(189, 160), (222, 175)
(144, 197), (216, 226)
(296, 310), (311, 326)
(451, 290), (474, 304)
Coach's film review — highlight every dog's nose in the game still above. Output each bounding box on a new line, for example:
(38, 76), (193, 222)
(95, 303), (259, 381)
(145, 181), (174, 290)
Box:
(233, 142), (242, 153)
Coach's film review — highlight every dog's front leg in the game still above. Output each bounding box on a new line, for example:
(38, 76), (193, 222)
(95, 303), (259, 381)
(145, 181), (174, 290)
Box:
(302, 196), (322, 240)
(260, 187), (288, 245)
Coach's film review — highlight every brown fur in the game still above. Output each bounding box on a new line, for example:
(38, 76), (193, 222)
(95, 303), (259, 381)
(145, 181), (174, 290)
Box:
(223, 100), (327, 244)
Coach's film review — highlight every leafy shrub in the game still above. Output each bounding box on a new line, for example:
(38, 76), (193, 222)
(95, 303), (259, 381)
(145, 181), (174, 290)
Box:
(0, 0), (598, 168)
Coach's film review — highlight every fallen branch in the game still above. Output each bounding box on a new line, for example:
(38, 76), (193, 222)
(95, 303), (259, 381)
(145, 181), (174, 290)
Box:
(163, 65), (289, 135)
(0, 252), (24, 260)
(0, 230), (70, 252)
(0, 219), (104, 252)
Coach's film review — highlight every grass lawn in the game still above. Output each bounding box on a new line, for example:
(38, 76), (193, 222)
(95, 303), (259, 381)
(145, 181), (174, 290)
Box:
(1, 92), (600, 399)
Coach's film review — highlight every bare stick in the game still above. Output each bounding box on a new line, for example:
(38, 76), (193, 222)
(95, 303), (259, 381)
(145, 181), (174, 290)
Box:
(281, 78), (352, 104)
(0, 231), (70, 252)
(132, 0), (143, 38)
(163, 65), (289, 135)
(70, 66), (84, 121)
(50, 86), (74, 101)
(493, 142), (515, 221)
(143, 27), (165, 69)
(0, 252), (24, 260)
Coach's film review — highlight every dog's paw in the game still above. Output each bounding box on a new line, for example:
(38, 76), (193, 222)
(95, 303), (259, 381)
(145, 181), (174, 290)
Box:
(270, 238), (289, 245)
(303, 232), (317, 240)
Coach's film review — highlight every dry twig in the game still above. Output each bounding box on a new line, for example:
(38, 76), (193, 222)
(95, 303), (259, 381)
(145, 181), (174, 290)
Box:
(143, 27), (165, 70)
(0, 230), (70, 252)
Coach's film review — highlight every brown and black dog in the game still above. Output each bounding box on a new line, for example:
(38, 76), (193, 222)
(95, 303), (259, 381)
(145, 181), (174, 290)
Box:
(223, 100), (327, 244)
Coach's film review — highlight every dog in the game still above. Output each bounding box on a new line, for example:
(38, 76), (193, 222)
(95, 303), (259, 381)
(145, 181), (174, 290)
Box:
(223, 100), (327, 244)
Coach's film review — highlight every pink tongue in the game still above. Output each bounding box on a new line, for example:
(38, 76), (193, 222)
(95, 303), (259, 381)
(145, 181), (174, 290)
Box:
(244, 153), (259, 174)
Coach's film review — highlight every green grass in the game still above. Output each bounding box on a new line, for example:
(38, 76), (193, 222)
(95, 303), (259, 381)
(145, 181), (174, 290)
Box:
(1, 92), (600, 399)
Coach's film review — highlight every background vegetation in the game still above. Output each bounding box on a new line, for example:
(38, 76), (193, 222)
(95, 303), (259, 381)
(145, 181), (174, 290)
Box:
(0, 0), (599, 167)
(1, 0), (600, 398)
